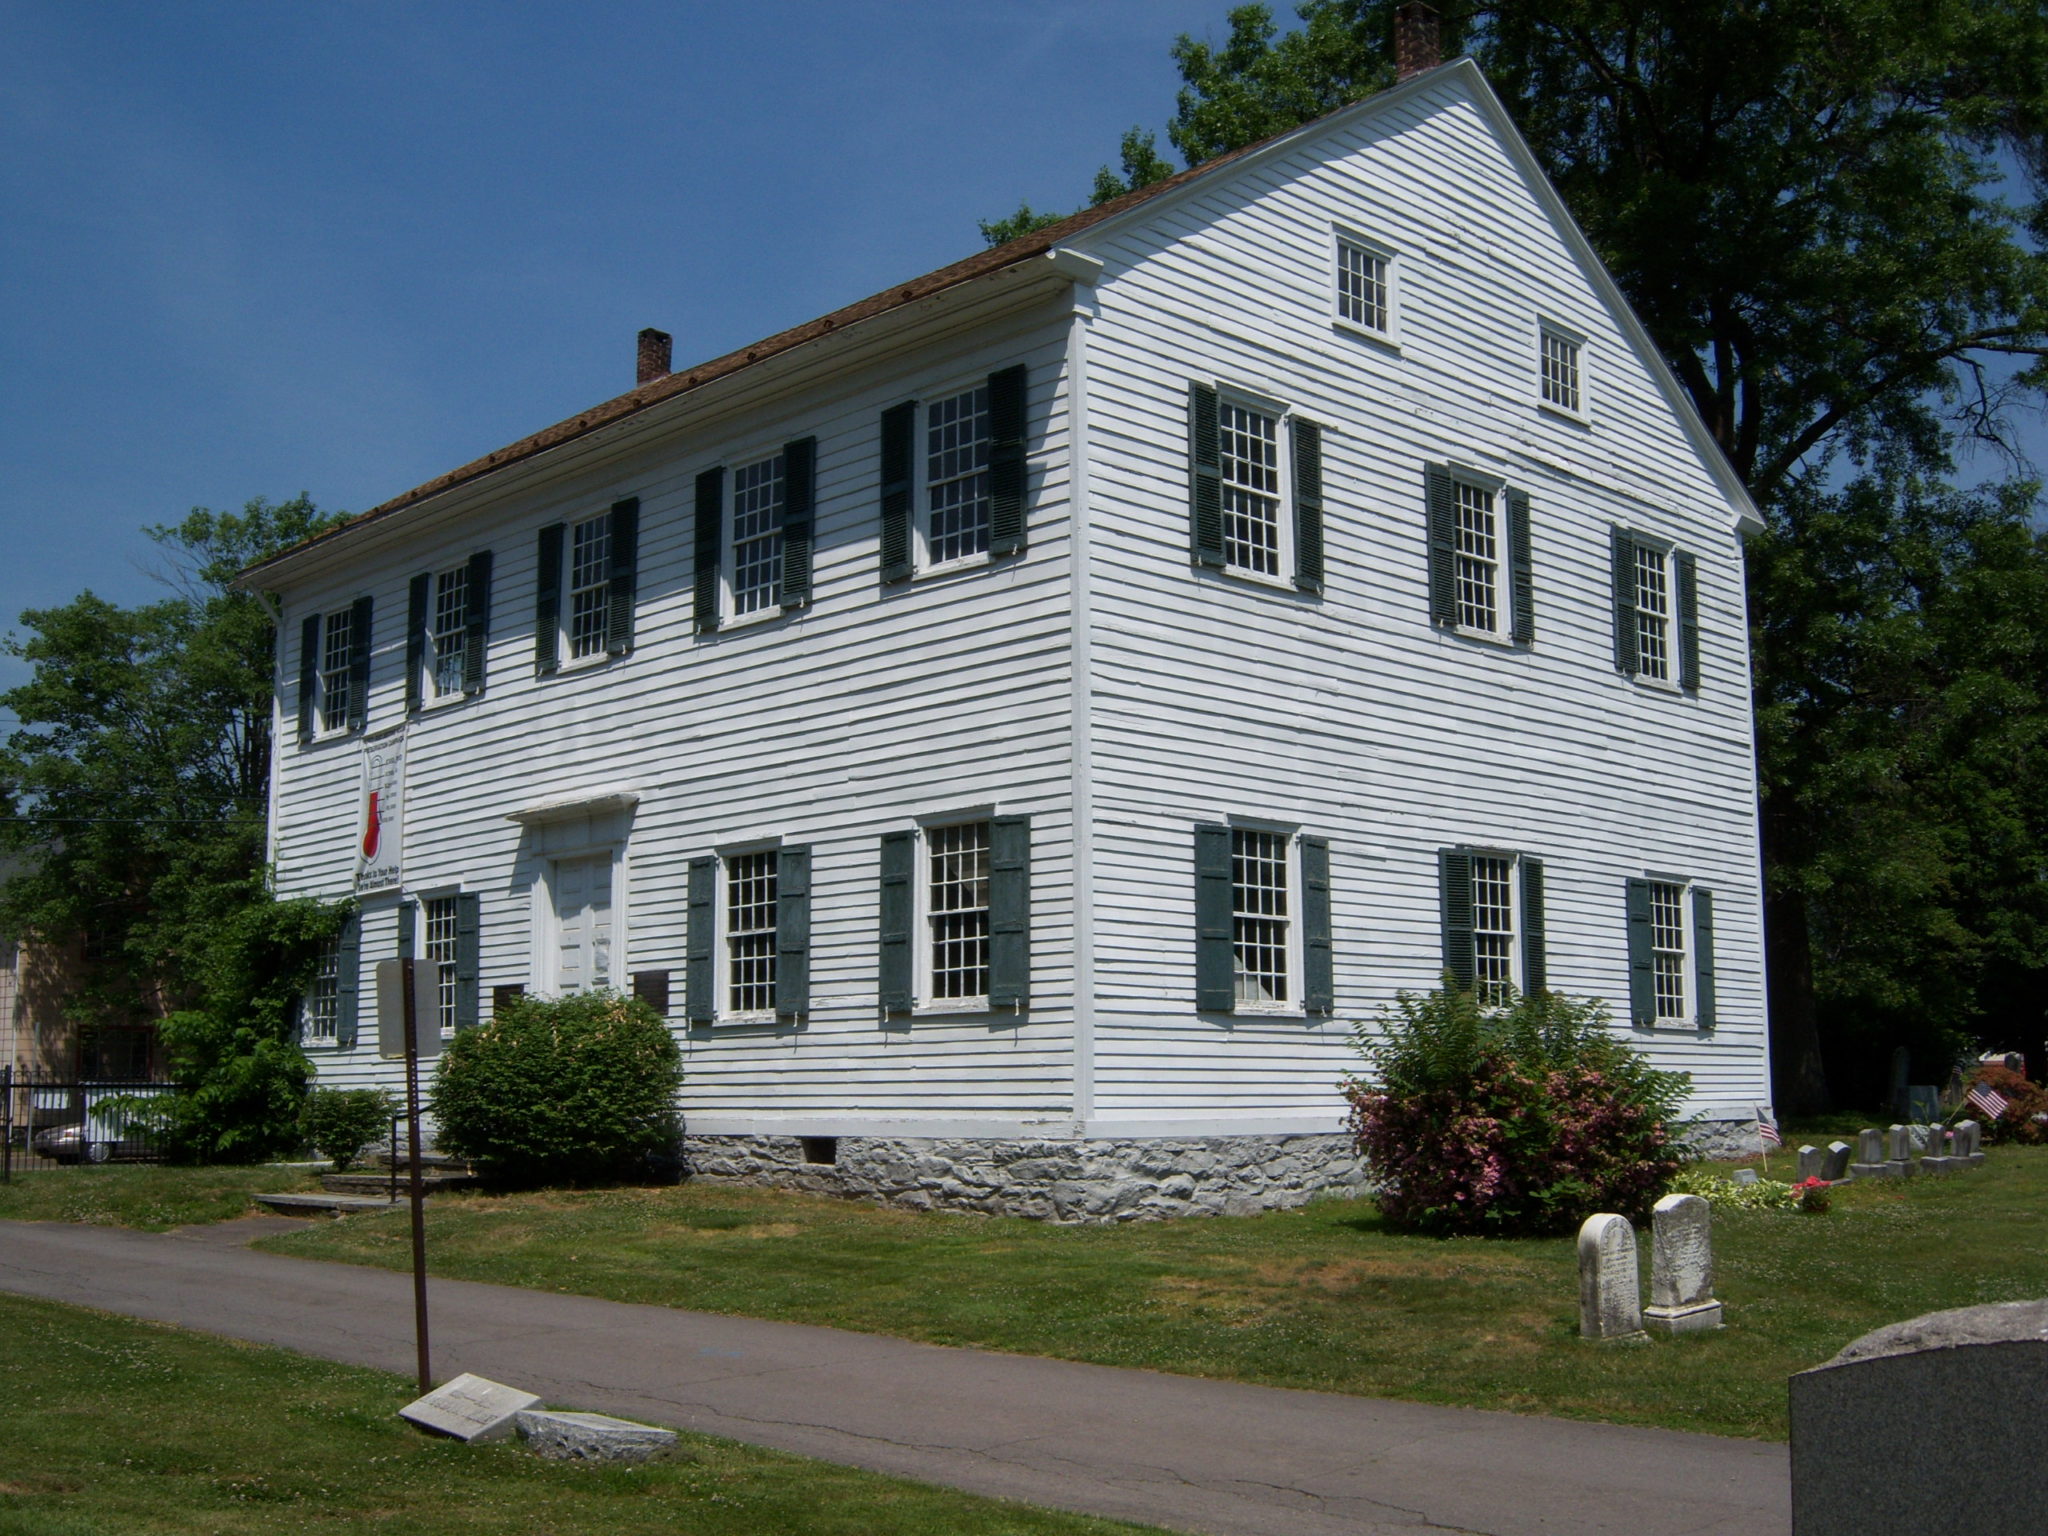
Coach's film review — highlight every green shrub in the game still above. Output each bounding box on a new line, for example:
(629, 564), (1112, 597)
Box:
(429, 991), (682, 1184)
(1342, 986), (1691, 1236)
(302, 1087), (396, 1170)
(1667, 1166), (1796, 1211)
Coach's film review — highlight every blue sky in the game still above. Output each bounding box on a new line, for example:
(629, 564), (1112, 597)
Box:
(0, 0), (1223, 695)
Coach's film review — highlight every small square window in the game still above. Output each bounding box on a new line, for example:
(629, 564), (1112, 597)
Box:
(1540, 325), (1584, 416)
(567, 515), (611, 660)
(1334, 233), (1392, 336)
(926, 387), (992, 566)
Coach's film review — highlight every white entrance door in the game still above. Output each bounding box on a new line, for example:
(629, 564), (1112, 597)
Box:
(552, 853), (614, 994)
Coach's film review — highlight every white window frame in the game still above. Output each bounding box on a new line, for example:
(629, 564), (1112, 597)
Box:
(317, 607), (355, 734)
(724, 449), (787, 627)
(1631, 536), (1678, 687)
(1331, 226), (1398, 344)
(1213, 385), (1294, 588)
(1447, 467), (1513, 642)
(1537, 320), (1589, 422)
(1645, 877), (1693, 1024)
(301, 934), (341, 1046)
(912, 814), (994, 1012)
(414, 891), (462, 1039)
(1229, 821), (1304, 1015)
(715, 842), (781, 1024)
(918, 381), (994, 574)
(1470, 850), (1522, 1006)
(428, 563), (470, 701)
(564, 513), (612, 664)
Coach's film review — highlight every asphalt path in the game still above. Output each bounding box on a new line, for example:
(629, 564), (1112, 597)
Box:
(0, 1218), (1790, 1536)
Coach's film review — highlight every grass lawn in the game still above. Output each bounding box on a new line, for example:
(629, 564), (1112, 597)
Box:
(0, 1292), (1160, 1536)
(239, 1147), (2048, 1443)
(0, 1163), (323, 1231)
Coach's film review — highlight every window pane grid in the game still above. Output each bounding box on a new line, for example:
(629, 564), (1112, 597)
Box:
(730, 455), (786, 616)
(927, 387), (991, 565)
(1337, 239), (1388, 331)
(1635, 545), (1671, 680)
(568, 516), (610, 659)
(304, 939), (339, 1042)
(319, 610), (353, 730)
(725, 851), (779, 1014)
(423, 896), (459, 1037)
(431, 568), (469, 696)
(1650, 881), (1687, 1020)
(1542, 331), (1581, 413)
(1219, 402), (1281, 576)
(1472, 855), (1515, 1004)
(1454, 482), (1499, 633)
(1231, 829), (1290, 1004)
(927, 822), (990, 1000)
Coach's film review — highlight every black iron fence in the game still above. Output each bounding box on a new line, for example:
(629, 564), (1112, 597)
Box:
(0, 1068), (182, 1179)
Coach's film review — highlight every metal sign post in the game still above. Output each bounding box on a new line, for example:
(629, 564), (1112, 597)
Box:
(375, 956), (439, 1398)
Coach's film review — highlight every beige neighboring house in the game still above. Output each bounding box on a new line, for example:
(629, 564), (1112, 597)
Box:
(0, 857), (159, 1082)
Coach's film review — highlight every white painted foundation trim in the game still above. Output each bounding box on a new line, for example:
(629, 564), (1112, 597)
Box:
(1081, 1114), (1352, 1138)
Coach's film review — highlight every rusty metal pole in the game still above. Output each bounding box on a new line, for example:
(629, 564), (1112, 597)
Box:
(401, 957), (431, 1397)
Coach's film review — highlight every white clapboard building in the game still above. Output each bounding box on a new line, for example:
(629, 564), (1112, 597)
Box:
(246, 53), (1770, 1219)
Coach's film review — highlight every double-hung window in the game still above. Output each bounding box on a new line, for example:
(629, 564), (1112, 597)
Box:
(1539, 322), (1586, 418)
(535, 499), (638, 674)
(297, 598), (372, 744)
(1219, 399), (1285, 578)
(925, 821), (991, 1001)
(1611, 528), (1700, 689)
(878, 818), (1031, 1012)
(430, 568), (469, 696)
(685, 846), (811, 1023)
(1439, 846), (1546, 1000)
(421, 895), (460, 1037)
(567, 516), (611, 660)
(724, 850), (779, 1016)
(406, 551), (493, 710)
(1625, 877), (1716, 1028)
(410, 892), (479, 1034)
(693, 439), (815, 632)
(302, 936), (340, 1045)
(319, 609), (356, 730)
(1193, 823), (1333, 1015)
(1187, 383), (1327, 594)
(729, 455), (786, 618)
(1426, 466), (1531, 643)
(878, 365), (1030, 583)
(1333, 230), (1395, 340)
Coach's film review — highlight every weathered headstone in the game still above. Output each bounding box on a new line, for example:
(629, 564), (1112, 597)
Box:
(1955, 1119), (1984, 1166)
(1849, 1127), (1891, 1179)
(1644, 1194), (1722, 1335)
(1906, 1085), (1941, 1123)
(1790, 1300), (2048, 1535)
(515, 1409), (678, 1464)
(2005, 1051), (2026, 1075)
(401, 1374), (542, 1443)
(1889, 1046), (1911, 1117)
(1730, 1167), (1760, 1187)
(1885, 1124), (1916, 1178)
(1820, 1141), (1851, 1182)
(1796, 1144), (1823, 1181)
(1577, 1213), (1644, 1342)
(1919, 1125), (1953, 1174)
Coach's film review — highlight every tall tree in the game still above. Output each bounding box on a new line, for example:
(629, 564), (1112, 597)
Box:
(999, 1), (2048, 1108)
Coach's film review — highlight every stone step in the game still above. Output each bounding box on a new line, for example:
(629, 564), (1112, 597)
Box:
(320, 1170), (480, 1196)
(253, 1191), (406, 1216)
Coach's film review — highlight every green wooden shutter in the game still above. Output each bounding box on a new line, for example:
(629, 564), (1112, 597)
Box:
(879, 402), (916, 584)
(535, 523), (564, 676)
(346, 596), (372, 732)
(405, 574), (430, 713)
(781, 437), (816, 610)
(1438, 848), (1475, 990)
(1188, 383), (1224, 567)
(1624, 878), (1655, 1025)
(686, 855), (716, 1023)
(1611, 527), (1638, 674)
(606, 496), (638, 656)
(1506, 487), (1534, 644)
(987, 364), (1029, 557)
(694, 467), (725, 633)
(879, 831), (914, 1011)
(988, 815), (1031, 1009)
(463, 550), (493, 695)
(1426, 466), (1457, 625)
(1675, 549), (1701, 690)
(1301, 835), (1333, 1014)
(297, 614), (320, 745)
(334, 908), (361, 1050)
(776, 845), (811, 1018)
(454, 892), (480, 1031)
(1692, 886), (1716, 1028)
(1520, 855), (1547, 994)
(1291, 418), (1325, 594)
(1194, 822), (1234, 1011)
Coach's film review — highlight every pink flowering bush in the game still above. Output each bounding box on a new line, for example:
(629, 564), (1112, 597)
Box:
(1343, 987), (1690, 1237)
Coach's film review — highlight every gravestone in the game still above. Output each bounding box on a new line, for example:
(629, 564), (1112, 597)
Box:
(1730, 1167), (1760, 1186)
(401, 1374), (542, 1443)
(1955, 1119), (1984, 1166)
(515, 1409), (678, 1464)
(1919, 1125), (1953, 1174)
(1577, 1213), (1644, 1342)
(1906, 1085), (1941, 1123)
(2006, 1051), (2026, 1074)
(1796, 1145), (1823, 1181)
(1820, 1141), (1851, 1182)
(1889, 1046), (1911, 1117)
(1849, 1127), (1891, 1179)
(1789, 1299), (2048, 1535)
(1885, 1124), (1916, 1178)
(1644, 1194), (1722, 1335)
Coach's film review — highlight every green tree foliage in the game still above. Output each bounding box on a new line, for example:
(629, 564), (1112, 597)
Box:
(0, 496), (343, 1039)
(1037, 2), (2048, 1108)
(430, 991), (684, 1185)
(978, 129), (1178, 245)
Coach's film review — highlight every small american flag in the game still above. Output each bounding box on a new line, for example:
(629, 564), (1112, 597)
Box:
(1967, 1083), (2010, 1120)
(1756, 1105), (1782, 1147)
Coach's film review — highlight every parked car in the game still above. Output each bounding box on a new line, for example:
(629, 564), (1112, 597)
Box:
(30, 1096), (170, 1163)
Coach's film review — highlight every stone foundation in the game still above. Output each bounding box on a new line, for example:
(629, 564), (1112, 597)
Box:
(681, 1132), (1370, 1222)
(1682, 1119), (1771, 1161)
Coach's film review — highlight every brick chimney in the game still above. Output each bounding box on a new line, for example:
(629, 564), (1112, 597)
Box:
(636, 327), (672, 386)
(1394, 2), (1441, 82)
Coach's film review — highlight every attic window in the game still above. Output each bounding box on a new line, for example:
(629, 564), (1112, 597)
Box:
(1333, 232), (1394, 338)
(1539, 323), (1585, 418)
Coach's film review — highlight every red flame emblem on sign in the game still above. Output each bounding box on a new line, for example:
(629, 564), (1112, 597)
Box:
(362, 790), (381, 860)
